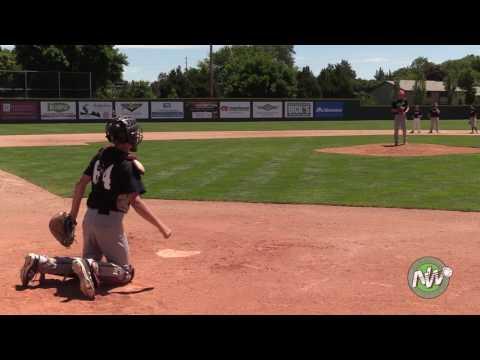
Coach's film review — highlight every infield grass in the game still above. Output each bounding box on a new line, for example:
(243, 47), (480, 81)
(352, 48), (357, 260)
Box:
(0, 119), (475, 135)
(1, 135), (480, 211)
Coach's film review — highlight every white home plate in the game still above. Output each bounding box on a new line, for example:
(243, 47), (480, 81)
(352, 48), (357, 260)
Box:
(156, 249), (201, 258)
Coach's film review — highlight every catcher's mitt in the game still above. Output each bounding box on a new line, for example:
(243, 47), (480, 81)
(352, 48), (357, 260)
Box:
(49, 212), (77, 248)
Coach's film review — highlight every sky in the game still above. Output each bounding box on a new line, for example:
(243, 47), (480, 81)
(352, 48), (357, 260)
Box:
(3, 45), (480, 81)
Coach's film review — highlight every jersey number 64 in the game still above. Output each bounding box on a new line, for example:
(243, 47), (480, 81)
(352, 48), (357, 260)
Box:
(92, 161), (114, 190)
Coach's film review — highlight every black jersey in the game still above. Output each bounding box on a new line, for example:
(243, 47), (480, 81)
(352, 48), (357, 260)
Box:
(83, 146), (146, 214)
(470, 109), (477, 117)
(430, 107), (440, 117)
(413, 110), (422, 118)
(391, 99), (409, 113)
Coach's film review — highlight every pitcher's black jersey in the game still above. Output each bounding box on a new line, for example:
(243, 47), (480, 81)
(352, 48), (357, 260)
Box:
(84, 146), (145, 213)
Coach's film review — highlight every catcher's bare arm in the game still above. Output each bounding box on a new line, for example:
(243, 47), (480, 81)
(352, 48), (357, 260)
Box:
(70, 174), (91, 221)
(130, 194), (172, 239)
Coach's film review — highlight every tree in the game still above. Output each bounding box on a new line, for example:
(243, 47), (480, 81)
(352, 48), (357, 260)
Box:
(413, 78), (426, 105)
(0, 47), (22, 94)
(458, 70), (476, 105)
(374, 67), (386, 81)
(318, 60), (356, 98)
(0, 46), (20, 70)
(216, 46), (297, 97)
(118, 81), (155, 99)
(296, 66), (322, 98)
(423, 63), (446, 81)
(252, 45), (296, 67)
(14, 45), (128, 95)
(411, 60), (427, 105)
(443, 62), (462, 105)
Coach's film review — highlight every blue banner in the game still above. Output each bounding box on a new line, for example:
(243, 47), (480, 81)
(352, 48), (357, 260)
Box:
(314, 101), (344, 118)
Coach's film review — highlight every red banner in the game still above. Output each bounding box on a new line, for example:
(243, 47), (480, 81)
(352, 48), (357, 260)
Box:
(0, 101), (40, 120)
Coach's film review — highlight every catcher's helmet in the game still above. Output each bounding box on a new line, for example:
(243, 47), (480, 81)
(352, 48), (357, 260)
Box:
(105, 115), (143, 152)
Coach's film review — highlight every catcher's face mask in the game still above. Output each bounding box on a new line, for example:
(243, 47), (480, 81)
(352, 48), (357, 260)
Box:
(106, 116), (143, 152)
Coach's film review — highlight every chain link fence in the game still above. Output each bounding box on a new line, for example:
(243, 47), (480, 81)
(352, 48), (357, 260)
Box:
(0, 70), (92, 98)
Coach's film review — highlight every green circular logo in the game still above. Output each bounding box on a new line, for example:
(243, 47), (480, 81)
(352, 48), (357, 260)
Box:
(407, 257), (453, 299)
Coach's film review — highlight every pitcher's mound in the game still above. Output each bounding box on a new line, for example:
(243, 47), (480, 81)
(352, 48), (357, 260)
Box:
(315, 143), (480, 157)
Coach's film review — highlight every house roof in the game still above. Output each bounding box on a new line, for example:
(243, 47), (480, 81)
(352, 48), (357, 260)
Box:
(386, 80), (452, 92)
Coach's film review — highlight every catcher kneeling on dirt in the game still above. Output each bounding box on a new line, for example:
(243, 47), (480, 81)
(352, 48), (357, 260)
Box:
(20, 115), (172, 300)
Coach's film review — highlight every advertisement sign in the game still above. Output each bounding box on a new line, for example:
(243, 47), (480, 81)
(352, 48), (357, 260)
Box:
(40, 101), (77, 120)
(78, 102), (113, 120)
(220, 101), (251, 119)
(150, 101), (184, 119)
(285, 101), (313, 118)
(0, 101), (40, 120)
(252, 101), (282, 118)
(115, 102), (149, 119)
(186, 101), (219, 120)
(314, 101), (344, 118)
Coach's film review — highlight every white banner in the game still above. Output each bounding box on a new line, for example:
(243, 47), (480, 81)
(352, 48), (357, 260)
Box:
(220, 101), (251, 119)
(40, 101), (76, 120)
(115, 102), (149, 119)
(78, 102), (113, 120)
(150, 101), (184, 119)
(284, 101), (313, 118)
(252, 101), (282, 118)
(192, 112), (213, 119)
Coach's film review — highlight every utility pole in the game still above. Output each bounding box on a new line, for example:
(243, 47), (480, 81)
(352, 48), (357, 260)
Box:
(209, 45), (214, 97)
(185, 56), (188, 71)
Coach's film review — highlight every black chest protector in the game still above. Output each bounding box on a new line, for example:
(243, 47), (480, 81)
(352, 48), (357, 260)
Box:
(85, 147), (145, 214)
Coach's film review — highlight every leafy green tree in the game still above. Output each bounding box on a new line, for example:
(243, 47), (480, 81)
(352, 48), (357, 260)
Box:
(216, 46), (297, 97)
(442, 62), (462, 105)
(413, 78), (426, 105)
(251, 45), (296, 67)
(296, 66), (322, 98)
(318, 60), (356, 98)
(458, 70), (476, 105)
(117, 81), (155, 99)
(374, 67), (386, 81)
(0, 46), (20, 70)
(0, 47), (22, 89)
(14, 45), (128, 95)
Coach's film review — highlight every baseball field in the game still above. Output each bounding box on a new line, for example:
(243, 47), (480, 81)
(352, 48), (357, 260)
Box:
(2, 120), (480, 314)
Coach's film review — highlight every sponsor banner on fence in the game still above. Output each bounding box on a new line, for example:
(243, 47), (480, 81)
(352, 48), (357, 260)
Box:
(252, 101), (282, 118)
(186, 101), (219, 120)
(150, 101), (184, 119)
(0, 101), (40, 120)
(285, 101), (313, 118)
(78, 102), (113, 120)
(314, 101), (344, 118)
(115, 102), (149, 119)
(220, 101), (251, 119)
(40, 101), (77, 120)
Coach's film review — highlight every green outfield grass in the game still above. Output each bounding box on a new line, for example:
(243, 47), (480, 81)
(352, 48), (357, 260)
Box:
(0, 119), (475, 135)
(1, 135), (480, 211)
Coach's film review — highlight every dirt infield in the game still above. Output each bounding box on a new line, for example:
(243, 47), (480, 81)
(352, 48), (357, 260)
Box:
(316, 143), (480, 157)
(2, 129), (479, 314)
(0, 129), (477, 147)
(2, 169), (480, 314)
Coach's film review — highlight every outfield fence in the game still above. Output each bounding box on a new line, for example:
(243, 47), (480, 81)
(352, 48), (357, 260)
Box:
(0, 98), (474, 123)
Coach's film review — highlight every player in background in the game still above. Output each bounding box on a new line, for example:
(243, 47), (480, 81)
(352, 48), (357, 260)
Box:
(391, 89), (410, 146)
(410, 105), (422, 134)
(468, 105), (479, 134)
(429, 102), (441, 134)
